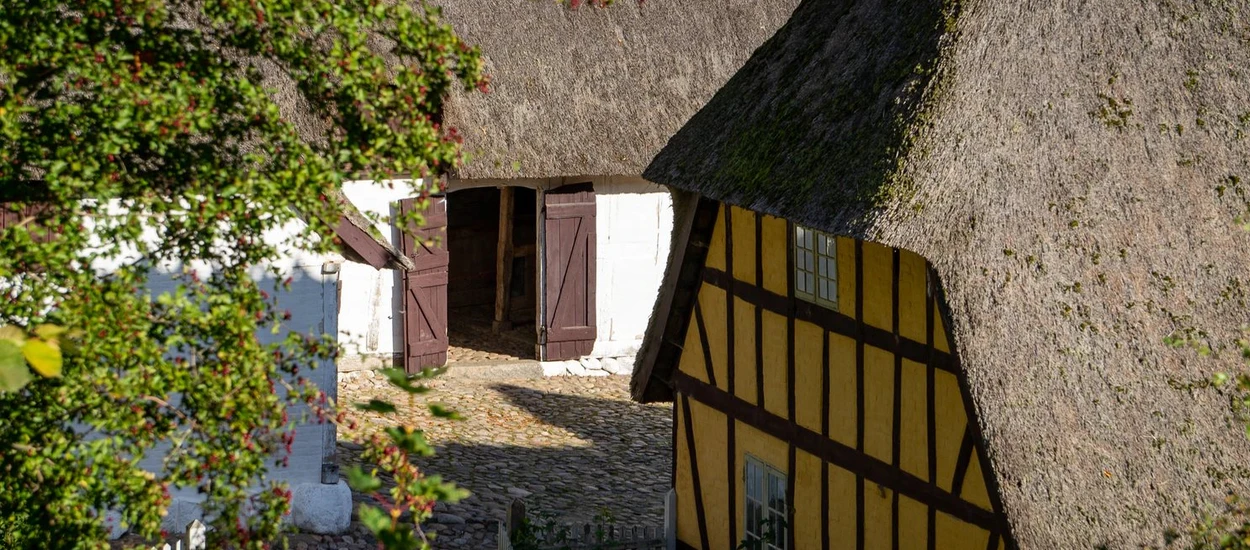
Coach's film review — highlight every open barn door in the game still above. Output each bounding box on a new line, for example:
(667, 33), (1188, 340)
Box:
(540, 183), (596, 361)
(399, 196), (449, 372)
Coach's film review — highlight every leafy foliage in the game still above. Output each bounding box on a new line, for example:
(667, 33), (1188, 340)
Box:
(0, 0), (483, 547)
(736, 516), (786, 550)
(510, 507), (624, 550)
(0, 323), (70, 391)
(345, 368), (471, 550)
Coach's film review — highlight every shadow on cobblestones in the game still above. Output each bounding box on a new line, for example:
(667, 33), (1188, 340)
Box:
(489, 383), (667, 445)
(336, 374), (673, 549)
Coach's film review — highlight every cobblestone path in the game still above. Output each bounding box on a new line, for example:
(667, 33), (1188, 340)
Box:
(311, 371), (673, 549)
(445, 310), (537, 363)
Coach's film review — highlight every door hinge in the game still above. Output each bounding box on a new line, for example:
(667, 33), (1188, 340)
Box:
(537, 326), (547, 345)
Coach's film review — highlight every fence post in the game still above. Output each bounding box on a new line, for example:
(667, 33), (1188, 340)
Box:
(663, 488), (676, 550)
(497, 522), (511, 550)
(500, 498), (526, 550)
(183, 519), (206, 550)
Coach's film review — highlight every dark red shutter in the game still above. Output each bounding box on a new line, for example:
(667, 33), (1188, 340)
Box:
(0, 204), (53, 241)
(399, 196), (449, 372)
(541, 183), (596, 361)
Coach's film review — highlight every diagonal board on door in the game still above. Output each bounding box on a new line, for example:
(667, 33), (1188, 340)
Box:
(399, 196), (449, 372)
(542, 183), (596, 361)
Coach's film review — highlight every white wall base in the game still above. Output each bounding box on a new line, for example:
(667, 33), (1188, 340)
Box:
(337, 352), (400, 372)
(289, 481), (353, 535)
(540, 354), (635, 377)
(153, 481), (353, 537)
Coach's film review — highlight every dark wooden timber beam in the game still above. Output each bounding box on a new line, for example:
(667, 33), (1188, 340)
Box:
(701, 267), (959, 374)
(493, 186), (515, 333)
(673, 370), (999, 531)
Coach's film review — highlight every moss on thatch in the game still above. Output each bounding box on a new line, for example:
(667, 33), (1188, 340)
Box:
(703, 0), (958, 220)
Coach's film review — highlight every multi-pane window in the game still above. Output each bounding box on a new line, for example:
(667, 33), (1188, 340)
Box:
(794, 225), (838, 310)
(744, 456), (788, 550)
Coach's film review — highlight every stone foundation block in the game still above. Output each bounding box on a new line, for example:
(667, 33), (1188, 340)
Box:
(290, 481), (352, 534)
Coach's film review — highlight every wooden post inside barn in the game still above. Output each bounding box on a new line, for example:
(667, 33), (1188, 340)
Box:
(493, 186), (515, 333)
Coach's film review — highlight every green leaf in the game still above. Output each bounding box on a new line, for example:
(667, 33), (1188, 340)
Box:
(344, 466), (383, 492)
(384, 426), (434, 456)
(33, 324), (66, 341)
(0, 324), (26, 345)
(22, 339), (62, 378)
(0, 340), (32, 392)
(378, 367), (431, 394)
(356, 504), (390, 532)
(428, 403), (463, 420)
(354, 399), (397, 413)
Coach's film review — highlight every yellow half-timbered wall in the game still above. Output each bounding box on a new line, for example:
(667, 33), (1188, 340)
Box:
(672, 204), (1009, 550)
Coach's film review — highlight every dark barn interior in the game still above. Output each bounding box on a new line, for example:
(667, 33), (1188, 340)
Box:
(445, 187), (538, 361)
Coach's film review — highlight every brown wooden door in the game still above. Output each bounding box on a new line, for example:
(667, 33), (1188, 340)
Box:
(541, 183), (596, 360)
(399, 196), (449, 372)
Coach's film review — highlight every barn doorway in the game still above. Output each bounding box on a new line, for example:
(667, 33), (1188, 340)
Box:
(445, 187), (538, 362)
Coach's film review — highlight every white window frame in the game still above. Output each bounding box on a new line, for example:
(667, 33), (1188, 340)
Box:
(743, 455), (788, 550)
(793, 224), (839, 311)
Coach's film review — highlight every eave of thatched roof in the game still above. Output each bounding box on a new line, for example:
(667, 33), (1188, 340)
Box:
(436, 0), (800, 180)
(635, 0), (1250, 547)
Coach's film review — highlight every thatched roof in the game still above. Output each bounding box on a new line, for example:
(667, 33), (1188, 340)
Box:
(634, 0), (1250, 547)
(435, 0), (801, 180)
(261, 1), (800, 179)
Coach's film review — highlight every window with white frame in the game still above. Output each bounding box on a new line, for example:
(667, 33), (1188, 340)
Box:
(794, 225), (838, 310)
(744, 456), (788, 550)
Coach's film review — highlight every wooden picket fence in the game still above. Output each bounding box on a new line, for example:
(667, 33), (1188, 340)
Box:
(498, 491), (675, 550)
(148, 519), (206, 550)
(498, 520), (665, 550)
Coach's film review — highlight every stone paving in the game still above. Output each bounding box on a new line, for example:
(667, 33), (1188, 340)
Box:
(302, 370), (674, 549)
(445, 310), (537, 363)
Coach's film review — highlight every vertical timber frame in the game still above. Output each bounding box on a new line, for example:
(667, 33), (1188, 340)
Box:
(724, 205), (737, 546)
(784, 217), (797, 550)
(927, 266), (938, 550)
(890, 247), (903, 550)
(493, 186), (516, 333)
(535, 186), (546, 360)
(854, 239), (866, 550)
(666, 204), (1016, 550)
(931, 267), (1016, 548)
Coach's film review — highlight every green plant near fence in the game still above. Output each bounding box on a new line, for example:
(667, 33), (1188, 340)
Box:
(506, 502), (664, 550)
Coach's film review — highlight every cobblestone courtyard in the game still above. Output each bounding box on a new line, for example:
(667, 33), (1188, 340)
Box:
(316, 371), (673, 549)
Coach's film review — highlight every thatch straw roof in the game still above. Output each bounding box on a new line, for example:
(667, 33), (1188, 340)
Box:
(634, 0), (1250, 547)
(263, 1), (799, 176)
(434, 0), (801, 180)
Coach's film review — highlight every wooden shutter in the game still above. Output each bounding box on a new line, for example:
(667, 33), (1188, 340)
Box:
(541, 183), (596, 361)
(0, 204), (54, 240)
(399, 196), (449, 372)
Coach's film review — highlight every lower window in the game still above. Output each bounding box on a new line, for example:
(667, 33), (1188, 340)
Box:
(744, 455), (788, 550)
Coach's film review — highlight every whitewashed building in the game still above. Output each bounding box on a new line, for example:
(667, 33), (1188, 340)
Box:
(109, 0), (802, 536)
(330, 0), (802, 376)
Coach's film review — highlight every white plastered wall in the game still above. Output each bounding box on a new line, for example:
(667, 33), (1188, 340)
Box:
(86, 206), (350, 535)
(587, 177), (673, 359)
